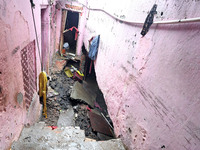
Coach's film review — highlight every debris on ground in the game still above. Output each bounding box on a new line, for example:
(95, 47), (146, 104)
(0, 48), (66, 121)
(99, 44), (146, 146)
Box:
(40, 71), (73, 126)
(73, 104), (99, 140)
(40, 52), (115, 141)
(40, 96), (61, 126)
(57, 106), (75, 127)
(70, 81), (96, 108)
(49, 71), (74, 100)
(47, 86), (59, 98)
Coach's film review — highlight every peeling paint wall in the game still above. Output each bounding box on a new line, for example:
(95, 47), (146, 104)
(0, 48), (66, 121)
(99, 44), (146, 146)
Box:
(80, 0), (200, 149)
(0, 0), (60, 149)
(0, 1), (40, 149)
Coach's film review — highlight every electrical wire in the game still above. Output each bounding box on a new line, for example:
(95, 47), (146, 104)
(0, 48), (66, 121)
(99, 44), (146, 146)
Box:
(77, 1), (200, 25)
(30, 2), (43, 71)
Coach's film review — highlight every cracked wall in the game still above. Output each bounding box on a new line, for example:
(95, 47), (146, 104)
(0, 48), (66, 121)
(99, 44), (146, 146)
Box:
(81, 0), (200, 149)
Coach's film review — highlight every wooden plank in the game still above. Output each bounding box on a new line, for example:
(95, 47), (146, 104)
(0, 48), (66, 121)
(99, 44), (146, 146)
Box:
(59, 10), (67, 56)
(65, 4), (83, 11)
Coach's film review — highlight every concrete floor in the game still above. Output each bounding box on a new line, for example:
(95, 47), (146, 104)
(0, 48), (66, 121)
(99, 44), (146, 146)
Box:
(11, 122), (125, 150)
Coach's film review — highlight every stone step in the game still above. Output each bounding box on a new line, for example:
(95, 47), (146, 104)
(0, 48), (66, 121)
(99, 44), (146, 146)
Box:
(11, 122), (125, 150)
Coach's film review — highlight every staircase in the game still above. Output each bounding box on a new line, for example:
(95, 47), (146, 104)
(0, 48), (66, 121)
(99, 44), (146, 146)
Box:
(11, 122), (125, 150)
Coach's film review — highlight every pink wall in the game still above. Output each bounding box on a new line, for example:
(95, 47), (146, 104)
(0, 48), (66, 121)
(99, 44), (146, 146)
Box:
(41, 7), (50, 72)
(0, 0), (58, 149)
(1, 0), (200, 149)
(81, 0), (200, 149)
(55, 8), (62, 51)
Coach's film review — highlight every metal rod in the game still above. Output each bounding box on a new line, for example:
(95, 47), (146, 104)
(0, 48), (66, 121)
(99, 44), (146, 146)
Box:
(31, 6), (43, 71)
(100, 112), (114, 131)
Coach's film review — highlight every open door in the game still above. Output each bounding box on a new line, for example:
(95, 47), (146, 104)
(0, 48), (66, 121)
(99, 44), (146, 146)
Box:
(59, 10), (80, 55)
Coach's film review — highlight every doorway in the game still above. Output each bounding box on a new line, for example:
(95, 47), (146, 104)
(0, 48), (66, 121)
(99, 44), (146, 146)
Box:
(61, 10), (79, 55)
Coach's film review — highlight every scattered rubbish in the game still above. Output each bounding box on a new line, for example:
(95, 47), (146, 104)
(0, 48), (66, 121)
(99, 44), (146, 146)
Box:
(73, 104), (99, 140)
(64, 65), (84, 82)
(141, 4), (157, 36)
(74, 113), (78, 118)
(73, 71), (83, 82)
(62, 53), (77, 61)
(64, 68), (73, 78)
(71, 65), (84, 77)
(65, 52), (76, 57)
(70, 81), (95, 108)
(47, 86), (59, 98)
(88, 111), (113, 137)
(40, 53), (115, 142)
(49, 71), (74, 100)
(63, 42), (69, 50)
(48, 126), (57, 130)
(68, 65), (84, 82)
(41, 71), (74, 126)
(86, 106), (91, 111)
(40, 96), (60, 126)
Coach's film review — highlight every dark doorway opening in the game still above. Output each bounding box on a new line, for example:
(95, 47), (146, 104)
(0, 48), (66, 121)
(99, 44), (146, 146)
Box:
(63, 11), (79, 54)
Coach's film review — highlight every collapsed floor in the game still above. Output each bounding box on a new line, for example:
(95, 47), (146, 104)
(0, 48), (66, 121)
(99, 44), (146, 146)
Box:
(41, 52), (115, 141)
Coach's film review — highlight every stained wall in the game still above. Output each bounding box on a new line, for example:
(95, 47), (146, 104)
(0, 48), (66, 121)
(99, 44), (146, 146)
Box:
(0, 0), (59, 149)
(80, 0), (200, 149)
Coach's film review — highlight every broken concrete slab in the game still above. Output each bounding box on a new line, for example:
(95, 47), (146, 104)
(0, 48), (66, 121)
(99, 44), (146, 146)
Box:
(73, 104), (99, 140)
(11, 123), (85, 150)
(11, 122), (125, 150)
(70, 81), (96, 108)
(57, 106), (75, 127)
(88, 111), (113, 137)
(81, 139), (126, 150)
(47, 86), (59, 98)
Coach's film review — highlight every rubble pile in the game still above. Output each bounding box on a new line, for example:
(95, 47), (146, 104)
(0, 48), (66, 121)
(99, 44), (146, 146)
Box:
(73, 104), (99, 140)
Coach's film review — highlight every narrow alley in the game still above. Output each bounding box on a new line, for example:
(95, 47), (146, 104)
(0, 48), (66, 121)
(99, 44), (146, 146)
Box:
(1, 0), (200, 150)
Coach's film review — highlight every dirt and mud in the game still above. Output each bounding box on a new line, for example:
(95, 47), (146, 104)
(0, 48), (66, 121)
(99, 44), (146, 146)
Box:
(40, 70), (100, 140)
